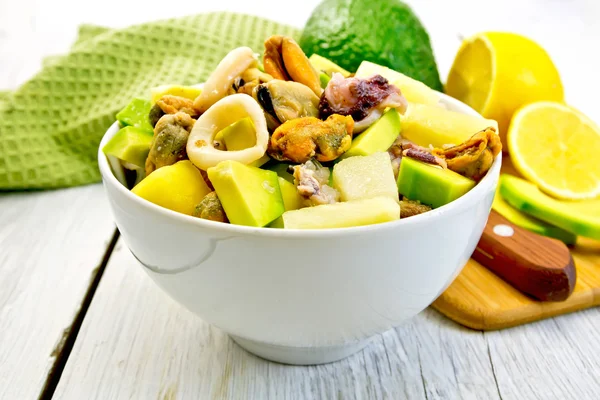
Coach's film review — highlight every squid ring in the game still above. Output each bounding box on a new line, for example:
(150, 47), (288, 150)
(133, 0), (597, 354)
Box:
(187, 94), (269, 170)
(193, 46), (257, 113)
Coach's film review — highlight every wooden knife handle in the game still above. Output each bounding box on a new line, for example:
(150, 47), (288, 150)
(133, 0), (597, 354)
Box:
(472, 209), (576, 301)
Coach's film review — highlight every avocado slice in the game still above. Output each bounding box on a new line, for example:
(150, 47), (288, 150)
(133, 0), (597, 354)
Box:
(102, 126), (153, 169)
(278, 177), (303, 212)
(207, 160), (284, 227)
(116, 98), (154, 134)
(397, 157), (475, 208)
(493, 191), (576, 245)
(131, 160), (212, 216)
(333, 152), (398, 202)
(281, 196), (399, 229)
(340, 108), (401, 159)
(309, 54), (351, 77)
(217, 117), (270, 167)
(150, 84), (202, 104)
(500, 174), (600, 239)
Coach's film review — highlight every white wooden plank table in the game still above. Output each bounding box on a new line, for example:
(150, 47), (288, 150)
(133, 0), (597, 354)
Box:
(2, 0), (600, 399)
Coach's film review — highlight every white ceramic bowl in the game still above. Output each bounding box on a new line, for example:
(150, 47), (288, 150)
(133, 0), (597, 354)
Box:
(99, 92), (501, 365)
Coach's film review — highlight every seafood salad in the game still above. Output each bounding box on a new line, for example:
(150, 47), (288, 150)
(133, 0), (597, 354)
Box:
(103, 35), (502, 229)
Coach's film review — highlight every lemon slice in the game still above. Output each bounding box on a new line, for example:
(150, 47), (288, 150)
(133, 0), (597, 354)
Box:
(446, 32), (564, 147)
(508, 101), (600, 200)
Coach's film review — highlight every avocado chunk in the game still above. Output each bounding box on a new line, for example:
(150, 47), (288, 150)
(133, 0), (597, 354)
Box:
(278, 177), (303, 211)
(116, 97), (154, 133)
(340, 108), (401, 159)
(309, 54), (351, 77)
(102, 126), (153, 169)
(355, 60), (440, 106)
(493, 190), (576, 245)
(207, 160), (284, 227)
(397, 157), (475, 208)
(150, 84), (202, 104)
(499, 174), (600, 239)
(218, 117), (270, 167)
(131, 160), (211, 215)
(333, 152), (398, 202)
(400, 102), (498, 148)
(281, 197), (400, 229)
(220, 117), (256, 149)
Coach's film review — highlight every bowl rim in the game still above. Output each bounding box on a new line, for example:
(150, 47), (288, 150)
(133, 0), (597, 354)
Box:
(98, 92), (501, 238)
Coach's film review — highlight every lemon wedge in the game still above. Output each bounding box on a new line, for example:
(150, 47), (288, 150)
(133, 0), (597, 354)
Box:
(446, 32), (564, 147)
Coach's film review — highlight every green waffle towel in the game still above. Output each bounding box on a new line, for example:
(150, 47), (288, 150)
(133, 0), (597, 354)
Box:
(0, 13), (299, 190)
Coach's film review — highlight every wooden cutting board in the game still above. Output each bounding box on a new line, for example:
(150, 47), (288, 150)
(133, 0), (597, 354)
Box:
(432, 158), (600, 330)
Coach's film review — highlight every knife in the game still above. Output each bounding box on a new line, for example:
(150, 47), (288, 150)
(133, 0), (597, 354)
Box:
(472, 209), (576, 301)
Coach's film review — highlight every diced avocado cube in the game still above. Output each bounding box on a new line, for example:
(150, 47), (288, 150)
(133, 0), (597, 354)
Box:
(278, 177), (303, 211)
(340, 109), (401, 159)
(116, 98), (154, 133)
(397, 157), (475, 208)
(493, 190), (576, 245)
(333, 152), (398, 202)
(150, 84), (202, 104)
(282, 197), (400, 229)
(102, 126), (153, 169)
(207, 160), (285, 227)
(265, 162), (295, 183)
(309, 54), (351, 77)
(500, 174), (600, 239)
(131, 160), (211, 215)
(217, 117), (269, 167)
(220, 117), (256, 150)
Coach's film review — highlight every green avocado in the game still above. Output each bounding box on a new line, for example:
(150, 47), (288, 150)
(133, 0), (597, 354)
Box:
(340, 108), (401, 159)
(492, 191), (576, 245)
(220, 117), (256, 150)
(207, 160), (284, 227)
(299, 0), (443, 91)
(499, 174), (600, 239)
(218, 117), (271, 168)
(397, 157), (475, 208)
(102, 126), (153, 169)
(116, 97), (154, 133)
(278, 177), (303, 211)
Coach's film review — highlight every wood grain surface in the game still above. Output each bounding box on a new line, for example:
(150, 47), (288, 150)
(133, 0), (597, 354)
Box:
(433, 158), (600, 330)
(54, 242), (503, 400)
(0, 186), (116, 400)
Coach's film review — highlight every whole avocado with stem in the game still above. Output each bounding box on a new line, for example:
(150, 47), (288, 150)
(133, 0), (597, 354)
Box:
(299, 0), (443, 91)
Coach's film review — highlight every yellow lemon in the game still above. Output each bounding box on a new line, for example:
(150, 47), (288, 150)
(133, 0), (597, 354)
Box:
(508, 101), (600, 200)
(445, 32), (564, 148)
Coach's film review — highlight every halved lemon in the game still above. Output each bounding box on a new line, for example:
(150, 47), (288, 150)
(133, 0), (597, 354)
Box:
(508, 101), (600, 200)
(446, 32), (564, 148)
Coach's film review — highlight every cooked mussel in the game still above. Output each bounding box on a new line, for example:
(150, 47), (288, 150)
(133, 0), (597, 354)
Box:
(263, 35), (322, 97)
(255, 80), (320, 130)
(146, 112), (195, 175)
